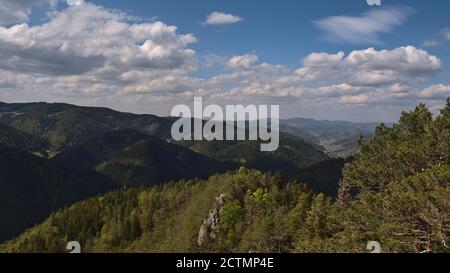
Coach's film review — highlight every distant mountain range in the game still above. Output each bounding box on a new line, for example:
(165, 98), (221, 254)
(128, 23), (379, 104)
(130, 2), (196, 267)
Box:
(0, 101), (377, 243)
(0, 102), (384, 157)
(281, 117), (389, 157)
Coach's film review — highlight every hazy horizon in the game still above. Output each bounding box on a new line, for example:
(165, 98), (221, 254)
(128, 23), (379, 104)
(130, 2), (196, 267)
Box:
(0, 98), (402, 124)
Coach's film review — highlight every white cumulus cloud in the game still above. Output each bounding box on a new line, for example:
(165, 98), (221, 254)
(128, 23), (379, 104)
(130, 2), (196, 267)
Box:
(202, 12), (243, 26)
(0, 3), (197, 75)
(419, 84), (450, 99)
(0, 0), (60, 25)
(296, 46), (441, 86)
(227, 54), (259, 69)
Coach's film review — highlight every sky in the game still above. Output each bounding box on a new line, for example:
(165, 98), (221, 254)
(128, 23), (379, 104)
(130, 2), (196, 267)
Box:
(0, 0), (449, 122)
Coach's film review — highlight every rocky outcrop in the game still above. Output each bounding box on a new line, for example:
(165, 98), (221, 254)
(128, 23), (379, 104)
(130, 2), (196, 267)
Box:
(197, 194), (226, 247)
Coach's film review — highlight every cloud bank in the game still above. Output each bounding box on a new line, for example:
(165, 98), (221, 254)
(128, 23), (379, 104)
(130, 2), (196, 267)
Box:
(0, 3), (448, 122)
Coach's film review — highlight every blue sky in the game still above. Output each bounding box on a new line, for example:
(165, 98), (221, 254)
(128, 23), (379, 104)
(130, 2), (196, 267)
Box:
(88, 0), (450, 66)
(0, 0), (449, 122)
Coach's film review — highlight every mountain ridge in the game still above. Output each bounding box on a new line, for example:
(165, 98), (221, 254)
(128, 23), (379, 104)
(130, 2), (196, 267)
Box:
(0, 101), (345, 244)
(52, 129), (233, 187)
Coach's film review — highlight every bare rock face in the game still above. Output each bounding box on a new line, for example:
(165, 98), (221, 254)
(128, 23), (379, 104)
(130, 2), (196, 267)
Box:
(198, 194), (226, 247)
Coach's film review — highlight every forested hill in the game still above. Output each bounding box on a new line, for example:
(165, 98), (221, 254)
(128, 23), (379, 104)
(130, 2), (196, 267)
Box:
(0, 122), (47, 152)
(0, 102), (341, 245)
(52, 129), (232, 187)
(0, 169), (330, 253)
(0, 129), (231, 244)
(0, 147), (116, 243)
(0, 102), (174, 152)
(0, 101), (330, 171)
(2, 101), (449, 253)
